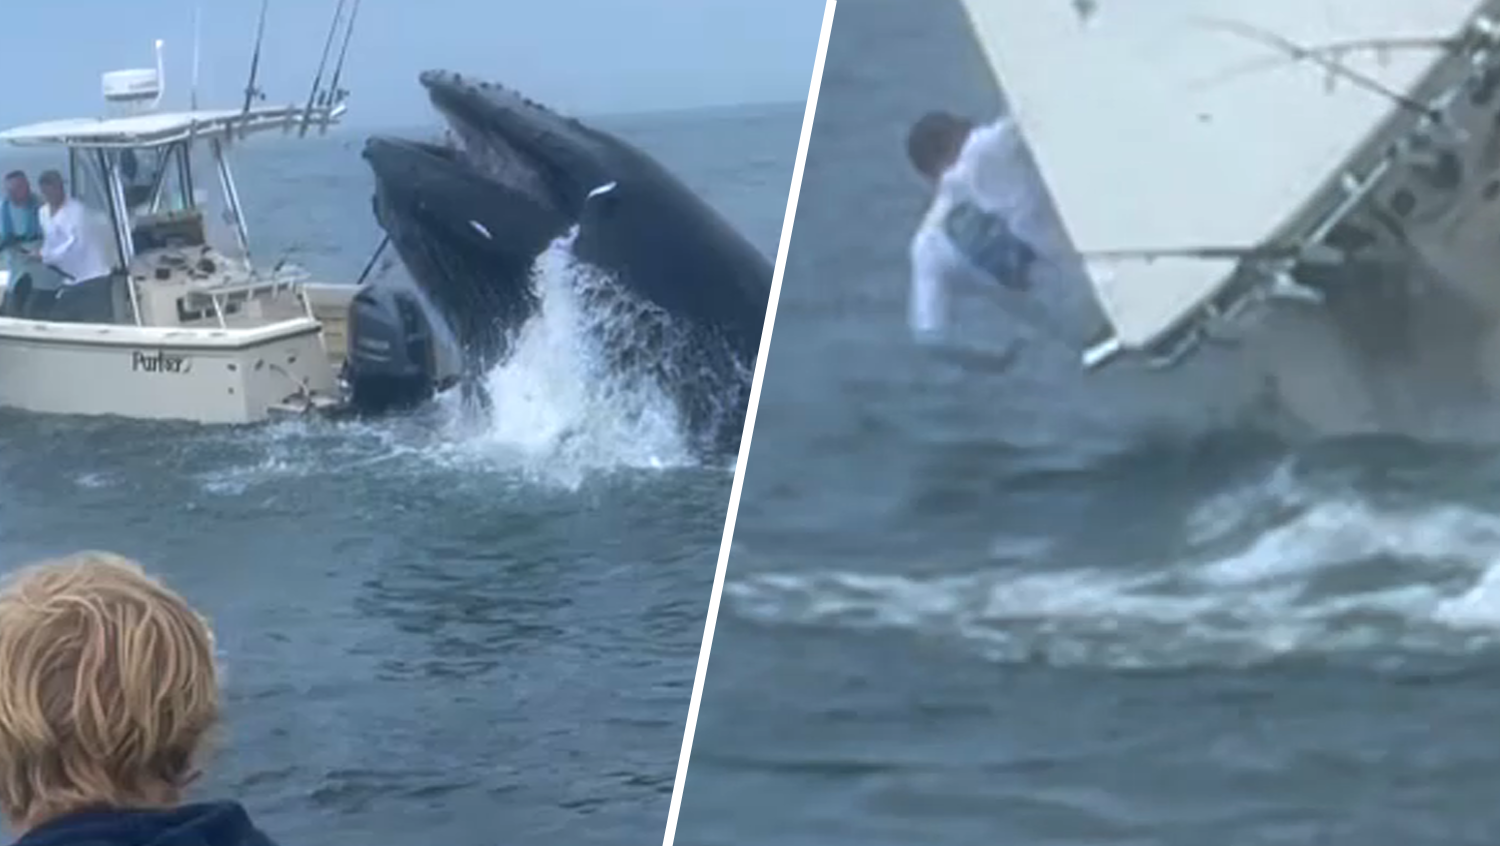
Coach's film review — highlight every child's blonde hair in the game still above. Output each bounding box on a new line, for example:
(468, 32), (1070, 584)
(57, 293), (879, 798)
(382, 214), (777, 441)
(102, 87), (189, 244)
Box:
(0, 552), (219, 827)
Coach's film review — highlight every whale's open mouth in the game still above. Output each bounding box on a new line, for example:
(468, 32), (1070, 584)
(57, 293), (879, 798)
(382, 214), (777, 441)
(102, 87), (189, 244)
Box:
(358, 70), (638, 362)
(352, 70), (771, 457)
(360, 91), (587, 367)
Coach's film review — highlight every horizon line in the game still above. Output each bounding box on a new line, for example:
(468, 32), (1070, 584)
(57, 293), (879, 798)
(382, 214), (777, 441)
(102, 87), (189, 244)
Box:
(328, 96), (806, 133)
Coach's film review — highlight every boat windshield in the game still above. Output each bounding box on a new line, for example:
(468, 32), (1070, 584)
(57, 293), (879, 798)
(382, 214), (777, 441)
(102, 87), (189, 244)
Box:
(119, 149), (153, 209)
(57, 143), (248, 265)
(183, 144), (247, 262)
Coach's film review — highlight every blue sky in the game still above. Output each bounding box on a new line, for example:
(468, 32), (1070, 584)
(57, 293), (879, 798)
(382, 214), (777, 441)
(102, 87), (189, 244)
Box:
(6, 0), (824, 128)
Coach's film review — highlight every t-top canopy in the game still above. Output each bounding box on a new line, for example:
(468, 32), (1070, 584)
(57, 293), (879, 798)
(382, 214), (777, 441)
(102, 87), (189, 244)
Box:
(0, 103), (346, 149)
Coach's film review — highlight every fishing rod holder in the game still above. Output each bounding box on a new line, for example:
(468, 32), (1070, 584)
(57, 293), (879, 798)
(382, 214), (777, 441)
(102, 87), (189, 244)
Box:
(1470, 15), (1500, 45)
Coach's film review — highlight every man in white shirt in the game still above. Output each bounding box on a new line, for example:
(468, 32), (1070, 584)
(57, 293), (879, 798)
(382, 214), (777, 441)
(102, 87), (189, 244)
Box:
(36, 169), (116, 323)
(905, 110), (1075, 367)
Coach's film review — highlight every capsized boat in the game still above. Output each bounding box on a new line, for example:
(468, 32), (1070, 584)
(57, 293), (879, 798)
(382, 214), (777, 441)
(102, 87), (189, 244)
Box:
(956, 0), (1500, 434)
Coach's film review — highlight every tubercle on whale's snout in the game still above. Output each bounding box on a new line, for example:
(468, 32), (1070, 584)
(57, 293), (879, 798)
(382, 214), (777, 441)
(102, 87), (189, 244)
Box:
(418, 69), (565, 120)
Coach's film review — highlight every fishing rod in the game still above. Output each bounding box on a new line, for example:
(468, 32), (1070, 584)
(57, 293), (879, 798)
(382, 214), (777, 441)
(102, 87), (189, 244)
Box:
(241, 0), (270, 117)
(300, 0), (348, 137)
(354, 234), (390, 285)
(319, 0), (363, 134)
(1079, 242), (1345, 266)
(1194, 17), (1444, 122)
(1197, 35), (1460, 91)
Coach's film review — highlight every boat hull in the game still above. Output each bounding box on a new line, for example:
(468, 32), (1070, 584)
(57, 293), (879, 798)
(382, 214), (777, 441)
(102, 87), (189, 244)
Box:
(0, 317), (339, 424)
(1237, 167), (1500, 438)
(1206, 8), (1500, 438)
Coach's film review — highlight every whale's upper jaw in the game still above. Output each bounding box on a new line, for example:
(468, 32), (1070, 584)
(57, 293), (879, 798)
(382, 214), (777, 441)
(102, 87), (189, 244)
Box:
(415, 69), (616, 214)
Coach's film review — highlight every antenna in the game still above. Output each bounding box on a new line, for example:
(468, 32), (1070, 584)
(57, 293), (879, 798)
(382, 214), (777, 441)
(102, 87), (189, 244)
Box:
(299, 0), (347, 137)
(153, 40), (166, 110)
(190, 5), (202, 110)
(320, 0), (362, 134)
(241, 0), (270, 117)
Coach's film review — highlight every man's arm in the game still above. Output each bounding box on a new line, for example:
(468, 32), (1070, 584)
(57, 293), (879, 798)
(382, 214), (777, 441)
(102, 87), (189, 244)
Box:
(908, 227), (950, 343)
(39, 207), (77, 269)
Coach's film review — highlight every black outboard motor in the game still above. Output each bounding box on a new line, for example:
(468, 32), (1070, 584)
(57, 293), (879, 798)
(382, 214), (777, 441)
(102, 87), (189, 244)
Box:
(341, 284), (438, 414)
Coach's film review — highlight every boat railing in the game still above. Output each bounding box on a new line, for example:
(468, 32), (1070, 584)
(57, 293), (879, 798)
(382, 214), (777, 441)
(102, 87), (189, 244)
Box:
(179, 263), (311, 328)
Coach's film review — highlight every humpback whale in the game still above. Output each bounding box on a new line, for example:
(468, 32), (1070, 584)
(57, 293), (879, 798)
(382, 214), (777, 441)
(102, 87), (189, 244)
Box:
(346, 70), (772, 455)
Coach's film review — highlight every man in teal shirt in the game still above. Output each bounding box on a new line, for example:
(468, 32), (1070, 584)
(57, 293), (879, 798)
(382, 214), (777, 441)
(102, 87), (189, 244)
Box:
(0, 171), (49, 317)
(1, 171), (41, 246)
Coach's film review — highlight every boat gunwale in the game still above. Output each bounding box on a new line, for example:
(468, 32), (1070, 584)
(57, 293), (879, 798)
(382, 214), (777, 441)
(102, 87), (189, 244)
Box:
(0, 315), (325, 352)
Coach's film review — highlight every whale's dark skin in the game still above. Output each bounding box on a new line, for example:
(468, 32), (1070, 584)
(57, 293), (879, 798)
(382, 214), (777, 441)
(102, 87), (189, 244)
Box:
(362, 70), (771, 455)
(362, 137), (559, 371)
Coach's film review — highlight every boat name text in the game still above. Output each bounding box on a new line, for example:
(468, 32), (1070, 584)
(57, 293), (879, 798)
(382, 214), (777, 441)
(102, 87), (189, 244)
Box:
(131, 350), (193, 375)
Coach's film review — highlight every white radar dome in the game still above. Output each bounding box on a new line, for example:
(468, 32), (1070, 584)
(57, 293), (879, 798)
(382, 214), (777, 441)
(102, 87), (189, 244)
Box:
(102, 69), (162, 104)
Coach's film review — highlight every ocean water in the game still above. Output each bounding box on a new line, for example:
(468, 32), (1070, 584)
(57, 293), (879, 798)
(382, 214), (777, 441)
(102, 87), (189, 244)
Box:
(0, 102), (801, 846)
(674, 2), (1500, 844)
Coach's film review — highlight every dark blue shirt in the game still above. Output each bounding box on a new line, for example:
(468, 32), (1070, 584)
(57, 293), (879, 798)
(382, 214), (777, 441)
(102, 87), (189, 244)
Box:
(941, 199), (1037, 291)
(12, 802), (279, 846)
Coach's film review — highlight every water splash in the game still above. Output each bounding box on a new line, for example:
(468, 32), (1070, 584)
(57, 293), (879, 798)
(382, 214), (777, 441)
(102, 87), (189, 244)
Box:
(430, 232), (700, 488)
(164, 233), (731, 496)
(725, 459), (1500, 669)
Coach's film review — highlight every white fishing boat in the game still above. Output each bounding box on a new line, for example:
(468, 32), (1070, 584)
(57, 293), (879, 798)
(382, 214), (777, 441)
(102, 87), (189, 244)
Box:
(956, 0), (1500, 434)
(0, 2), (395, 425)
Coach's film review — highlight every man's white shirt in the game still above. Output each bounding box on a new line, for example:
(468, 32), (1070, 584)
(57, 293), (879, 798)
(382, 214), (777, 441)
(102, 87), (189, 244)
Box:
(40, 199), (113, 284)
(907, 117), (1070, 346)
